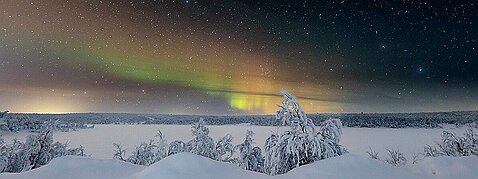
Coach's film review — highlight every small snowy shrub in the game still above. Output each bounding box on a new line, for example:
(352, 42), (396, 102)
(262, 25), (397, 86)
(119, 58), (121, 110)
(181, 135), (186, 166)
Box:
(384, 148), (407, 167)
(411, 153), (424, 164)
(366, 148), (380, 160)
(113, 143), (127, 161)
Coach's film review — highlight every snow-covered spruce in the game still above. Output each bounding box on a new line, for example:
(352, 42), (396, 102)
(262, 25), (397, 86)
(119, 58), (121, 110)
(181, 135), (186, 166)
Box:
(235, 130), (264, 172)
(215, 134), (234, 162)
(186, 118), (217, 159)
(264, 90), (347, 175)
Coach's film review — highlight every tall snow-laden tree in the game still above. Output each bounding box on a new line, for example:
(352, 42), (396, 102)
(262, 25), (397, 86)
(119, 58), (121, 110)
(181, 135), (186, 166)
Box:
(235, 130), (264, 173)
(186, 118), (216, 159)
(264, 90), (346, 175)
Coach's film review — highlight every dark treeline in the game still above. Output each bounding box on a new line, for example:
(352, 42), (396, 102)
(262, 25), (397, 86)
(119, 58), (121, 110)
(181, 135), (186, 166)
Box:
(4, 111), (478, 129)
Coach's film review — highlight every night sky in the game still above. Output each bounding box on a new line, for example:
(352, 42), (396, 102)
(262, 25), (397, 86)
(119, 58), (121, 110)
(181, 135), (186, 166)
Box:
(0, 0), (477, 114)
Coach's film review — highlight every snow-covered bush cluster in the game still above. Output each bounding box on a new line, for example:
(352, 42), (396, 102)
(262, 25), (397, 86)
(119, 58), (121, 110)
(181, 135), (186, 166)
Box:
(113, 130), (168, 166)
(114, 90), (346, 175)
(424, 129), (477, 157)
(114, 118), (266, 172)
(0, 128), (85, 173)
(366, 128), (477, 167)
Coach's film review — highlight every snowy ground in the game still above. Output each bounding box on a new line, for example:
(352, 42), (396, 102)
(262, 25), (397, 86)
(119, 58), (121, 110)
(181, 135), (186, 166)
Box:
(1, 125), (476, 179)
(1, 124), (470, 161)
(1, 152), (477, 179)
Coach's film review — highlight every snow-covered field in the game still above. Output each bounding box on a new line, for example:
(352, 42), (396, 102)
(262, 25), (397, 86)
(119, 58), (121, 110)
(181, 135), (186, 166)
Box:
(2, 152), (477, 179)
(1, 124), (470, 160)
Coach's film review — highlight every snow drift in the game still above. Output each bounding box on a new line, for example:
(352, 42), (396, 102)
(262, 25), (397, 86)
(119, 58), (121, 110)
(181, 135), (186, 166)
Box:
(0, 156), (144, 179)
(1, 152), (477, 179)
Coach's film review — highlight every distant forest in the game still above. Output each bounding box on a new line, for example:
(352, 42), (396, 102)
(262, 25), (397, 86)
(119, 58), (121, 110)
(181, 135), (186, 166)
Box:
(2, 111), (477, 131)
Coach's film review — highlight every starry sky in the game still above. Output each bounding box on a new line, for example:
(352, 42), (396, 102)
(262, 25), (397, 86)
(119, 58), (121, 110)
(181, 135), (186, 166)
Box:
(0, 0), (477, 114)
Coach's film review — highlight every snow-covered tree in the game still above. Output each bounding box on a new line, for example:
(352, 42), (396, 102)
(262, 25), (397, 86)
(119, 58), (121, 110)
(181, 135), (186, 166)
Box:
(186, 118), (216, 159)
(0, 138), (28, 172)
(154, 130), (168, 160)
(26, 130), (55, 169)
(461, 129), (477, 155)
(235, 131), (264, 172)
(264, 134), (280, 174)
(215, 134), (234, 162)
(320, 118), (343, 144)
(264, 90), (346, 175)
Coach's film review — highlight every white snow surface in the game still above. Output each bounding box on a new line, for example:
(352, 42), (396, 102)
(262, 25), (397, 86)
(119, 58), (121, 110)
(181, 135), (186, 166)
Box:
(1, 152), (477, 179)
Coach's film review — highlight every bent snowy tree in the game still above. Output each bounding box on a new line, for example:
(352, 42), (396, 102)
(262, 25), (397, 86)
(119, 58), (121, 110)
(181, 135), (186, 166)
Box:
(264, 90), (347, 175)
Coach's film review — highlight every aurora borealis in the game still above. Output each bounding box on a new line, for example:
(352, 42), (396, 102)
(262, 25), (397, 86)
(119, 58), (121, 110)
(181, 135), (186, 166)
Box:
(1, 0), (477, 114)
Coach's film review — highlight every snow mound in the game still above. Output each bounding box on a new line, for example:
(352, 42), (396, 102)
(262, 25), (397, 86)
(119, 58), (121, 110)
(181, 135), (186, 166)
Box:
(282, 154), (420, 179)
(0, 156), (145, 179)
(407, 156), (478, 179)
(137, 152), (270, 179)
(1, 153), (477, 179)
